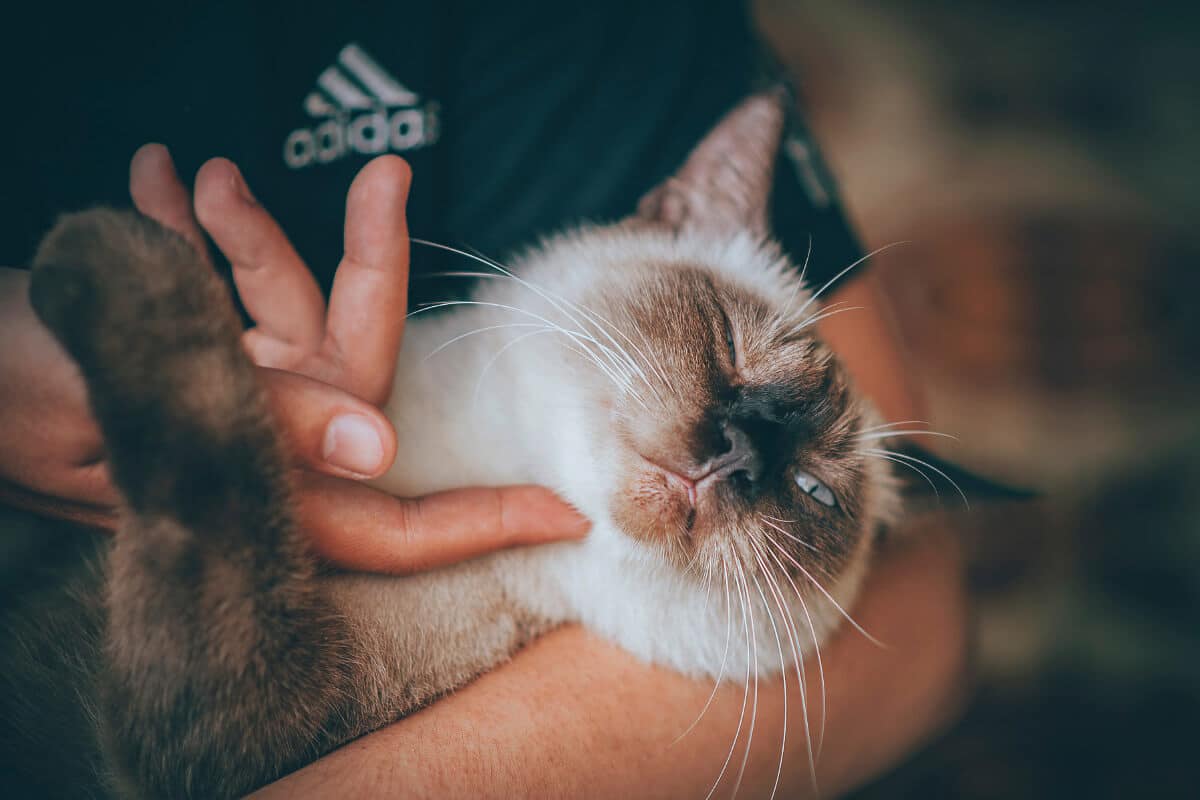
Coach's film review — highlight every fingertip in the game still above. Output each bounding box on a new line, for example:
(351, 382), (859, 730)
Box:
(194, 157), (254, 225)
(359, 155), (413, 197)
(129, 142), (180, 207)
(129, 143), (172, 185)
(505, 485), (592, 541)
(347, 156), (413, 225)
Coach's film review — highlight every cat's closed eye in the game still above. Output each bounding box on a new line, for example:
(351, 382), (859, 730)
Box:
(721, 308), (739, 370)
(794, 468), (838, 508)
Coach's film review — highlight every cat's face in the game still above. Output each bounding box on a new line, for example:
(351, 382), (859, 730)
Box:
(529, 91), (897, 592)
(603, 258), (876, 580)
(552, 228), (894, 595)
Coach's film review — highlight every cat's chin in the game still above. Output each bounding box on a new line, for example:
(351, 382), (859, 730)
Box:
(606, 457), (742, 568)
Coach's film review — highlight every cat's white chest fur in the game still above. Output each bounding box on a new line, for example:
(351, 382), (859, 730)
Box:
(516, 531), (820, 678)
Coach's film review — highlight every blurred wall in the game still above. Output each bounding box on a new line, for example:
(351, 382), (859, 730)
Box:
(755, 2), (1199, 796)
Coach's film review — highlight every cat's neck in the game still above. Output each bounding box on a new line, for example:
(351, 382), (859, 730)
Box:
(374, 300), (590, 497)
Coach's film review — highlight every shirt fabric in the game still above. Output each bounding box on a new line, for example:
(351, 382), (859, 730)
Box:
(3, 0), (862, 306)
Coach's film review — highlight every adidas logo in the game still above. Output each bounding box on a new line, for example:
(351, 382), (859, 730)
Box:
(283, 43), (440, 170)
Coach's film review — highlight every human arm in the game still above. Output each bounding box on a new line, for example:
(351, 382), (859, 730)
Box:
(257, 517), (965, 798)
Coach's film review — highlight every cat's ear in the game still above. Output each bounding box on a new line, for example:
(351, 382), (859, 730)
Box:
(636, 88), (787, 236)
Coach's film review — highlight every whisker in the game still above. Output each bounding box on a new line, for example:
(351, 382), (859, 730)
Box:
(471, 328), (563, 406)
(412, 238), (658, 404)
(856, 419), (935, 433)
(707, 549), (753, 800)
(747, 539), (797, 800)
(732, 556), (761, 800)
(863, 448), (970, 509)
(560, 300), (668, 404)
(414, 296), (641, 403)
(760, 538), (828, 768)
(768, 536), (885, 648)
(760, 516), (819, 553)
(797, 232), (814, 289)
(855, 430), (958, 443)
(673, 553), (734, 746)
(792, 240), (911, 321)
(423, 321), (548, 361)
(775, 233), (815, 331)
(791, 304), (866, 334)
(859, 450), (941, 498)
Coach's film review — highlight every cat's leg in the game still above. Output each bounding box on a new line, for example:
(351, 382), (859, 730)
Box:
(28, 209), (538, 798)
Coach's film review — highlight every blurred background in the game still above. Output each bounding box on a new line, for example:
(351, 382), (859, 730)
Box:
(757, 1), (1199, 797)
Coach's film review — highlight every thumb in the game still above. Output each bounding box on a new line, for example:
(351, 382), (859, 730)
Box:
(258, 367), (397, 480)
(294, 474), (590, 574)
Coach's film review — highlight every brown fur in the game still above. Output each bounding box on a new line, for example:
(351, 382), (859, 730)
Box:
(8, 210), (546, 797)
(605, 263), (870, 579)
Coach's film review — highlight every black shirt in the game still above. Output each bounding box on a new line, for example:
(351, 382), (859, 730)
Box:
(3, 0), (861, 306)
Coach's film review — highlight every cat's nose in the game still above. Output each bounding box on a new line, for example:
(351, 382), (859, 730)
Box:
(696, 419), (762, 492)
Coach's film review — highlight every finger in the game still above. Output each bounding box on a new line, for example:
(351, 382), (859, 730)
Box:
(0, 268), (119, 507)
(295, 476), (590, 574)
(0, 476), (119, 532)
(258, 368), (397, 479)
(129, 143), (210, 258)
(194, 157), (326, 352)
(324, 156), (412, 404)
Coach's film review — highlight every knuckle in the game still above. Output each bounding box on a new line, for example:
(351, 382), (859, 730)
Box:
(396, 497), (425, 547)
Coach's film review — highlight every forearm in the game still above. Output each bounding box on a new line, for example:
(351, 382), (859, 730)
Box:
(256, 522), (967, 798)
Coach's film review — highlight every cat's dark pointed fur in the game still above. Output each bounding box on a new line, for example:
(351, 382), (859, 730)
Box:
(23, 211), (399, 797)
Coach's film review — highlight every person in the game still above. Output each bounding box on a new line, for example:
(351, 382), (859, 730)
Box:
(0, 1), (968, 795)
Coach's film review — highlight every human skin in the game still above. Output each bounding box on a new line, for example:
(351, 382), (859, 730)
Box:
(0, 151), (967, 796)
(0, 149), (589, 561)
(258, 524), (966, 799)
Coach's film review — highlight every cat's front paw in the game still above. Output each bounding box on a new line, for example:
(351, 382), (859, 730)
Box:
(29, 207), (236, 380)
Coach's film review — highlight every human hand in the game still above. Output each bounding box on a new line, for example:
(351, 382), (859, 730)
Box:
(0, 267), (116, 526)
(0, 147), (588, 569)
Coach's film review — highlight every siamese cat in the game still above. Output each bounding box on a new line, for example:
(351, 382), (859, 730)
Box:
(2, 90), (903, 798)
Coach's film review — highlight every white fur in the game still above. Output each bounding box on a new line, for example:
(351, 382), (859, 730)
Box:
(370, 225), (863, 680)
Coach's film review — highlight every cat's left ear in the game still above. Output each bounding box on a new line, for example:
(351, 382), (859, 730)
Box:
(636, 87), (787, 236)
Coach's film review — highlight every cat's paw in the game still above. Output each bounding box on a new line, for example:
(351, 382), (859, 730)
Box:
(29, 208), (235, 375)
(27, 255), (99, 360)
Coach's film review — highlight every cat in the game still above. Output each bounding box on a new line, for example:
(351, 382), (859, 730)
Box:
(1, 89), (900, 798)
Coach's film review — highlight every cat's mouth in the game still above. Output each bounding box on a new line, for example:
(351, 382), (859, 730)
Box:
(639, 454), (742, 510)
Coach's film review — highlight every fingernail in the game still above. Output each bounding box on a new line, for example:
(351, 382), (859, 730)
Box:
(322, 415), (385, 476)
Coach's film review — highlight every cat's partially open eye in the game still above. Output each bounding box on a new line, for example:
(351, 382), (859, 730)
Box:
(794, 468), (838, 508)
